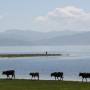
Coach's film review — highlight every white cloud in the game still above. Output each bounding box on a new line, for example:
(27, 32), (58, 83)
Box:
(34, 6), (90, 32)
(35, 16), (48, 22)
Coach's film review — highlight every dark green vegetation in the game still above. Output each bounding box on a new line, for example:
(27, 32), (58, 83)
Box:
(0, 80), (90, 90)
(0, 54), (62, 58)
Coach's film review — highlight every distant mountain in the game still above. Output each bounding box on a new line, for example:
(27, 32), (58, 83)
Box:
(34, 31), (90, 45)
(0, 30), (89, 46)
(0, 30), (80, 46)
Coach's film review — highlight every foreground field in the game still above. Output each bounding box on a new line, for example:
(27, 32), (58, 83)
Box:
(0, 80), (90, 90)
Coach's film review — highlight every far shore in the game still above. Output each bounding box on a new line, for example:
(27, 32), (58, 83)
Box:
(0, 53), (62, 58)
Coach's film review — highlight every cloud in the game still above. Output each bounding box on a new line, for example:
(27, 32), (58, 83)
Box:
(34, 6), (90, 32)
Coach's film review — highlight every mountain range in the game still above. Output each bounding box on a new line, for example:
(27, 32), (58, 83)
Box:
(0, 30), (89, 46)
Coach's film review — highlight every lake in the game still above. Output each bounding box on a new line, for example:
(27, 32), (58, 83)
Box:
(0, 45), (90, 81)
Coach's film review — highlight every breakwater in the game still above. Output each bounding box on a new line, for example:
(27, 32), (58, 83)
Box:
(0, 53), (62, 57)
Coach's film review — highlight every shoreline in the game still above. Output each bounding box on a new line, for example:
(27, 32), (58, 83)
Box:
(0, 79), (81, 82)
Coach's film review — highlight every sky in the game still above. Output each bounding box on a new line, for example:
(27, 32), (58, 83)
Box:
(0, 0), (90, 32)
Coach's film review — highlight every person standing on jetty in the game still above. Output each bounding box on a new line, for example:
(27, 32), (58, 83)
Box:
(46, 51), (47, 55)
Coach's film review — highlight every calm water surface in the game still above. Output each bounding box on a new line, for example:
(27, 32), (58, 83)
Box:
(0, 45), (90, 81)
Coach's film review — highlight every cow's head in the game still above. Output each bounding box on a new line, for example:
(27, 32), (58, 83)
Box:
(2, 71), (6, 75)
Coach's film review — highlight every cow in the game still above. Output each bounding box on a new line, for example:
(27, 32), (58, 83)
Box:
(57, 72), (63, 80)
(79, 72), (90, 82)
(2, 70), (15, 79)
(51, 72), (63, 80)
(29, 72), (39, 80)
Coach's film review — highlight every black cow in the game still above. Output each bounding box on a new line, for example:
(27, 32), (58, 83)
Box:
(51, 72), (63, 80)
(29, 72), (39, 80)
(51, 72), (57, 80)
(2, 70), (15, 79)
(79, 72), (90, 82)
(57, 72), (63, 80)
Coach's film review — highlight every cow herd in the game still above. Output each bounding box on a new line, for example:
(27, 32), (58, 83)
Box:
(1, 70), (90, 82)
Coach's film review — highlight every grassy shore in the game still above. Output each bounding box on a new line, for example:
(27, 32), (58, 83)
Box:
(0, 80), (90, 90)
(0, 53), (62, 58)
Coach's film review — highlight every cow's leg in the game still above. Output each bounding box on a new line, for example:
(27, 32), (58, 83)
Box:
(32, 76), (33, 80)
(57, 77), (59, 80)
(33, 76), (35, 80)
(31, 76), (33, 80)
(35, 76), (36, 80)
(60, 77), (61, 80)
(60, 77), (61, 81)
(86, 78), (87, 83)
(62, 77), (64, 80)
(31, 76), (32, 80)
(7, 75), (8, 79)
(56, 77), (58, 80)
(62, 77), (63, 81)
(13, 74), (15, 79)
(34, 76), (35, 80)
(38, 76), (39, 80)
(12, 74), (15, 79)
(55, 77), (56, 80)
(7, 75), (9, 79)
(82, 78), (83, 82)
(61, 77), (62, 81)
(8, 75), (10, 79)
(10, 75), (12, 79)
(58, 77), (60, 80)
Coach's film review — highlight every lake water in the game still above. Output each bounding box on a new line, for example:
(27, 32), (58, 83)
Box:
(0, 45), (90, 81)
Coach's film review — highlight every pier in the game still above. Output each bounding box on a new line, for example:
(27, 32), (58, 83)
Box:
(0, 53), (62, 58)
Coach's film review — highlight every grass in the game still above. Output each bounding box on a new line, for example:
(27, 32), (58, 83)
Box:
(0, 80), (90, 90)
